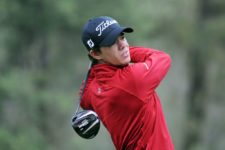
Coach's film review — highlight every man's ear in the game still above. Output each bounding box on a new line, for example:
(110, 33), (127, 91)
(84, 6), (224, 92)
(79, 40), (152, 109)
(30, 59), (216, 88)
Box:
(89, 50), (102, 60)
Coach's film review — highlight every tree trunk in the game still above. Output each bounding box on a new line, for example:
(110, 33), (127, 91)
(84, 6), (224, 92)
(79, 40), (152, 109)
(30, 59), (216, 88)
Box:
(183, 0), (213, 149)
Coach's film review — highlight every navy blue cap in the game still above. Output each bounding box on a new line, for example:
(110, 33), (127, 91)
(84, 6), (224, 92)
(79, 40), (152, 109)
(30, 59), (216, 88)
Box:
(82, 16), (133, 51)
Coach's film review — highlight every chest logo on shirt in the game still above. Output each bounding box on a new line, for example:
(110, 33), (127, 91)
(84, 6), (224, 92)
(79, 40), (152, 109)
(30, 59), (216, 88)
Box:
(97, 87), (102, 94)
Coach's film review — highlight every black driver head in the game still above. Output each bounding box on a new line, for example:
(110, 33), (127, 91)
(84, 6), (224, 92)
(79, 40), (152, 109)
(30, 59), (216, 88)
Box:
(72, 110), (100, 139)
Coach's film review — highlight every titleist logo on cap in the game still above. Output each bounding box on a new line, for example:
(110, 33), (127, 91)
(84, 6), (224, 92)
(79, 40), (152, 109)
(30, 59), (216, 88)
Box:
(96, 20), (117, 36)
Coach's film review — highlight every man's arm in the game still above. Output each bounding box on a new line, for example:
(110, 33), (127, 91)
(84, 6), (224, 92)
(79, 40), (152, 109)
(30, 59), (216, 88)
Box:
(123, 46), (171, 100)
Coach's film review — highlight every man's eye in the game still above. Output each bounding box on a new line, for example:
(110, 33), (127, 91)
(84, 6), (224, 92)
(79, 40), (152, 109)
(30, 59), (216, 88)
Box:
(120, 35), (125, 40)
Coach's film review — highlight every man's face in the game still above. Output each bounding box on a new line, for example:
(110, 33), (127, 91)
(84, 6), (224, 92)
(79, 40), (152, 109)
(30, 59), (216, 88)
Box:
(98, 34), (131, 66)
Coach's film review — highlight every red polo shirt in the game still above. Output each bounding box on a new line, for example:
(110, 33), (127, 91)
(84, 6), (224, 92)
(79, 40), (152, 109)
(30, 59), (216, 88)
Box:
(80, 46), (174, 150)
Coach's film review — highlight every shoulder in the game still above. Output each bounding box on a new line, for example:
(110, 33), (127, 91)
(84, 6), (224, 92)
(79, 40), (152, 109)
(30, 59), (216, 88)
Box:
(114, 63), (150, 84)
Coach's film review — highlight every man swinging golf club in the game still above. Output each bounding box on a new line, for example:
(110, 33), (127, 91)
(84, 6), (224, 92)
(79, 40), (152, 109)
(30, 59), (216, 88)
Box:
(72, 16), (174, 150)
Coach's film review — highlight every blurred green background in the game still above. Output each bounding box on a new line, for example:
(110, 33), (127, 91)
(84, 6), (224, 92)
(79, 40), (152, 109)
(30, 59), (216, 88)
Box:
(0, 0), (225, 150)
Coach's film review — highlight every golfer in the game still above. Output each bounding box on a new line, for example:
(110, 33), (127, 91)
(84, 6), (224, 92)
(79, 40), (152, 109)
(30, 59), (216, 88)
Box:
(80, 16), (174, 150)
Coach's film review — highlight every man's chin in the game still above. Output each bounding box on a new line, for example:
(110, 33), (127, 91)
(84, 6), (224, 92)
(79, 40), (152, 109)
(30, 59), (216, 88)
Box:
(120, 60), (131, 66)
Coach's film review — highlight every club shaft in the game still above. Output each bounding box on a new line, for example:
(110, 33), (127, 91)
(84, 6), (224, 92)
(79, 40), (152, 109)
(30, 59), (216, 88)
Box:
(74, 62), (92, 114)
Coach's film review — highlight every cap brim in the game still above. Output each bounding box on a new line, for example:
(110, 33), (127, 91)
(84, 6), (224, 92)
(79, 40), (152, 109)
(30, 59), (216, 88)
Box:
(99, 27), (133, 47)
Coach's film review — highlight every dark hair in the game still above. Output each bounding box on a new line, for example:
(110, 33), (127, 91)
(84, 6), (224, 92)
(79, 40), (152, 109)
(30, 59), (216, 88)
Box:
(88, 47), (101, 65)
